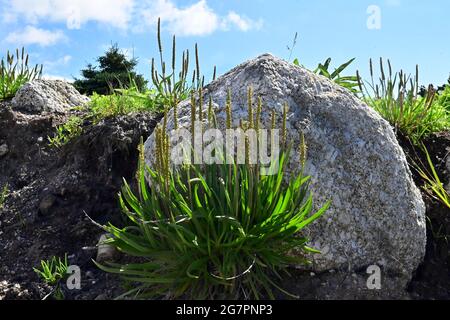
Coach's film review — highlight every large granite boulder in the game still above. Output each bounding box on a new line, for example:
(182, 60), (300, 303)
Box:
(12, 80), (89, 114)
(144, 53), (426, 282)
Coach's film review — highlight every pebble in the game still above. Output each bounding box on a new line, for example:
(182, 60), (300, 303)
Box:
(96, 234), (118, 263)
(0, 144), (9, 157)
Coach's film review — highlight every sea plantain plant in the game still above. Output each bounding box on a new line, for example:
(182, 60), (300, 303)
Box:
(0, 47), (42, 100)
(94, 89), (329, 299)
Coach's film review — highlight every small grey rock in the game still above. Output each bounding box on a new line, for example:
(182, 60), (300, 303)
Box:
(96, 234), (118, 263)
(0, 143), (8, 157)
(11, 80), (90, 114)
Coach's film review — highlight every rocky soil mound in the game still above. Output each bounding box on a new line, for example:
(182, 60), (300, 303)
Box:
(0, 96), (159, 299)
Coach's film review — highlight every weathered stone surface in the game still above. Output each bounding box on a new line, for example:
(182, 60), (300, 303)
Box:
(12, 80), (89, 114)
(144, 53), (426, 282)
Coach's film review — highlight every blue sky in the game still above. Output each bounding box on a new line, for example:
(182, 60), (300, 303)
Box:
(0, 0), (449, 87)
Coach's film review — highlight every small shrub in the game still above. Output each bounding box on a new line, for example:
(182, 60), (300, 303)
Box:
(0, 47), (42, 100)
(73, 43), (147, 96)
(47, 116), (83, 148)
(358, 59), (450, 144)
(94, 89), (329, 299)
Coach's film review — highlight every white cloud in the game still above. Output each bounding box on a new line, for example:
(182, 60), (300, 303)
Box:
(42, 74), (74, 82)
(1, 0), (263, 37)
(2, 0), (134, 29)
(44, 55), (72, 70)
(5, 26), (66, 46)
(136, 0), (218, 36)
(136, 0), (263, 36)
(39, 55), (72, 82)
(222, 11), (263, 32)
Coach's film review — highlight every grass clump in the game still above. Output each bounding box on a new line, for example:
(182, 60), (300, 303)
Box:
(358, 58), (450, 144)
(94, 89), (329, 299)
(34, 254), (69, 285)
(438, 85), (450, 112)
(313, 58), (359, 94)
(293, 56), (360, 94)
(412, 145), (450, 209)
(89, 84), (157, 121)
(33, 254), (69, 300)
(0, 47), (42, 100)
(47, 116), (83, 148)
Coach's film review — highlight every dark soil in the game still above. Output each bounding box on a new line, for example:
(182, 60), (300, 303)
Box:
(1, 98), (449, 300)
(0, 101), (159, 299)
(277, 132), (450, 300)
(398, 132), (450, 299)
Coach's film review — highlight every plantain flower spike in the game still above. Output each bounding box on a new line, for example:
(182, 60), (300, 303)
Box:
(247, 87), (253, 129)
(282, 103), (288, 147)
(226, 89), (232, 129)
(190, 91), (196, 137)
(195, 43), (200, 87)
(154, 125), (162, 173)
(198, 87), (203, 123)
(271, 109), (276, 130)
(299, 131), (307, 168)
(245, 135), (250, 166)
(163, 106), (168, 133)
(173, 99), (179, 130)
(256, 96), (262, 133)
(164, 133), (170, 189)
(172, 35), (176, 72)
